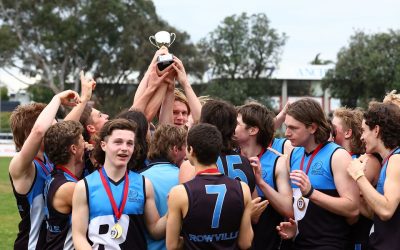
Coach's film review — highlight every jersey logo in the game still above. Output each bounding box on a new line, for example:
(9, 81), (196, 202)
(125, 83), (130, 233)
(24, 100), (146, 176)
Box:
(310, 161), (325, 176)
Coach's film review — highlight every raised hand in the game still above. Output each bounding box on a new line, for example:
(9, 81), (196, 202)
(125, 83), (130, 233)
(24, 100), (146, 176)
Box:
(171, 56), (188, 87)
(57, 90), (81, 107)
(80, 70), (96, 102)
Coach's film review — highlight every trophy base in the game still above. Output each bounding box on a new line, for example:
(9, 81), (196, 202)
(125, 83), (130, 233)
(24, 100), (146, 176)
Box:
(157, 54), (174, 71)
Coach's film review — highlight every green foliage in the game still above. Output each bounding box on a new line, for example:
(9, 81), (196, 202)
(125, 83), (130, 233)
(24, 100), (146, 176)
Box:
(202, 78), (280, 107)
(0, 157), (18, 250)
(0, 112), (11, 132)
(0, 0), (205, 93)
(27, 84), (54, 103)
(322, 30), (400, 107)
(199, 13), (287, 80)
(1, 86), (9, 101)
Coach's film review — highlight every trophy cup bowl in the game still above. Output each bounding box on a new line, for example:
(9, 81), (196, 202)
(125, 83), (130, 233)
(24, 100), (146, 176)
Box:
(149, 31), (176, 71)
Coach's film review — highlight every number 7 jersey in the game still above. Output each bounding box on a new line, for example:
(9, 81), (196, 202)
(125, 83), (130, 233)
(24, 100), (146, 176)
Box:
(182, 174), (245, 250)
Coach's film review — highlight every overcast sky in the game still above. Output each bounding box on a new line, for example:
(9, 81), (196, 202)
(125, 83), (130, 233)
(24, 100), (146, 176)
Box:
(151, 0), (399, 67)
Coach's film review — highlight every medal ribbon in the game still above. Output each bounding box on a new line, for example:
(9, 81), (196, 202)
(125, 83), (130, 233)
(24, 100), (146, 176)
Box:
(257, 147), (267, 160)
(99, 168), (129, 222)
(34, 157), (53, 175)
(300, 144), (323, 175)
(56, 165), (79, 182)
(381, 147), (399, 167)
(197, 168), (220, 175)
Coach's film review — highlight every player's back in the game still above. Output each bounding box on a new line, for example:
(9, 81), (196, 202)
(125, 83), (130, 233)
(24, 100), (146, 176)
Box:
(182, 174), (245, 250)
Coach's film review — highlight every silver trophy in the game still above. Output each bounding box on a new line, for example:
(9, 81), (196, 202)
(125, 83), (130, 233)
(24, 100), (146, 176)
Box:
(149, 31), (176, 70)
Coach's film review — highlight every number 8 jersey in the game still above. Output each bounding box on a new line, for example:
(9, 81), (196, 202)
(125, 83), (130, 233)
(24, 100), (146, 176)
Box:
(182, 174), (244, 250)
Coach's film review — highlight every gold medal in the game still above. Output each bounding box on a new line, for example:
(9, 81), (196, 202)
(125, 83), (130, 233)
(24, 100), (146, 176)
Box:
(110, 223), (123, 239)
(297, 197), (306, 211)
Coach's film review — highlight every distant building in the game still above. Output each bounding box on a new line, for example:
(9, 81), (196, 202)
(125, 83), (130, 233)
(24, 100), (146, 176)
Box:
(269, 64), (339, 113)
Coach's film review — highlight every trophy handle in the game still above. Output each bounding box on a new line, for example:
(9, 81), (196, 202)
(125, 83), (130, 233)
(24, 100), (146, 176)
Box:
(170, 33), (176, 46)
(149, 36), (159, 48)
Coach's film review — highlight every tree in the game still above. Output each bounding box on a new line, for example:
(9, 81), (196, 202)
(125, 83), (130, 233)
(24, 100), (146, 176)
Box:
(0, 0), (205, 96)
(322, 30), (400, 107)
(310, 53), (333, 65)
(0, 86), (9, 101)
(199, 13), (287, 80)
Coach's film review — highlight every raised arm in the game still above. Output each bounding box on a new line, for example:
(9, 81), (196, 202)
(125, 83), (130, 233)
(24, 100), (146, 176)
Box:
(64, 71), (96, 121)
(9, 90), (80, 194)
(158, 76), (175, 125)
(172, 56), (202, 123)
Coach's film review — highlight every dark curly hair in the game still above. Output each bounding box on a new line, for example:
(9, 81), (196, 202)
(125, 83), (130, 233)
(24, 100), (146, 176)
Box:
(92, 119), (137, 170)
(237, 102), (275, 148)
(44, 121), (83, 166)
(364, 102), (400, 149)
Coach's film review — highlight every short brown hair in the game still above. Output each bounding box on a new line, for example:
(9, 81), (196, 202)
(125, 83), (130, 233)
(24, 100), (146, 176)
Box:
(92, 119), (137, 168)
(79, 103), (94, 141)
(174, 88), (190, 114)
(44, 121), (83, 166)
(10, 103), (46, 151)
(333, 107), (365, 154)
(148, 124), (186, 162)
(287, 98), (330, 144)
(237, 102), (275, 148)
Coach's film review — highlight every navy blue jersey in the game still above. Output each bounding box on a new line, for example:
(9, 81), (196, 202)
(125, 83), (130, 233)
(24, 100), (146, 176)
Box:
(11, 156), (53, 250)
(290, 142), (350, 250)
(253, 149), (283, 250)
(217, 150), (256, 193)
(43, 169), (77, 250)
(182, 174), (244, 250)
(369, 148), (400, 250)
(85, 169), (147, 250)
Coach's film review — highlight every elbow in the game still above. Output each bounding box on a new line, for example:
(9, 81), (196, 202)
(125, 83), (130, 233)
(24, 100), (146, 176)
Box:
(378, 209), (394, 221)
(347, 206), (359, 220)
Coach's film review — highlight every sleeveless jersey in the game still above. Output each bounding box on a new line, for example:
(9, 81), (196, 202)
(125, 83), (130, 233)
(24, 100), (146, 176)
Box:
(253, 149), (283, 250)
(141, 159), (179, 250)
(271, 137), (288, 154)
(217, 150), (256, 193)
(43, 169), (77, 250)
(290, 142), (350, 250)
(11, 155), (53, 250)
(85, 169), (147, 250)
(182, 174), (244, 250)
(369, 148), (400, 250)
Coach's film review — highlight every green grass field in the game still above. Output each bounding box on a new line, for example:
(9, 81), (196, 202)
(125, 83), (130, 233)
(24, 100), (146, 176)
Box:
(0, 157), (19, 250)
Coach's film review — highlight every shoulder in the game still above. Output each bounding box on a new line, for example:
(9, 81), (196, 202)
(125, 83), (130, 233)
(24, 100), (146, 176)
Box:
(332, 147), (352, 161)
(169, 184), (188, 206)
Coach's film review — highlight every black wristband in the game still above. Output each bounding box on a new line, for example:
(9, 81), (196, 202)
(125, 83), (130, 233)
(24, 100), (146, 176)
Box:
(303, 186), (314, 198)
